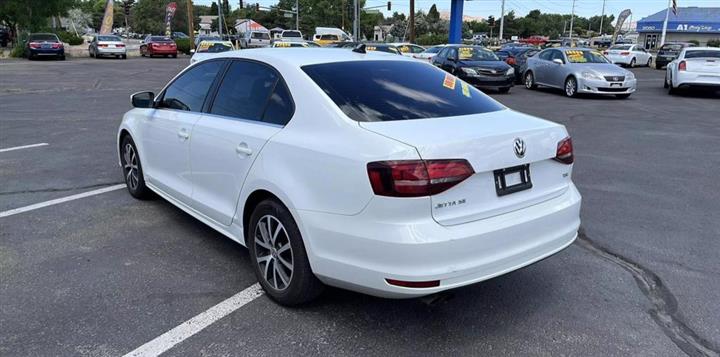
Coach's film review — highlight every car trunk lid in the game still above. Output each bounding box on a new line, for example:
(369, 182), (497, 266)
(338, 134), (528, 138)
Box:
(684, 57), (720, 72)
(360, 109), (573, 226)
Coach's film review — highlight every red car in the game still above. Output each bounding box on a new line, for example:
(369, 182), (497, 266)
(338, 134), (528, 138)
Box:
(140, 35), (177, 58)
(519, 35), (549, 46)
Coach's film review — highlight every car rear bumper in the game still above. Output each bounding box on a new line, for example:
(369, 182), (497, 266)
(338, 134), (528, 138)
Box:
(675, 72), (720, 88)
(149, 48), (177, 54)
(298, 183), (582, 298)
(96, 48), (127, 55)
(28, 48), (64, 56)
(577, 77), (637, 95)
(606, 55), (632, 64)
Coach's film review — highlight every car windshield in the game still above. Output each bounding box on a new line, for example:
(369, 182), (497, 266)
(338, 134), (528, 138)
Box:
(196, 42), (233, 53)
(565, 50), (608, 63)
(661, 44), (683, 51)
(424, 46), (444, 54)
(302, 60), (504, 122)
(457, 47), (499, 61)
(150, 36), (172, 42)
(252, 32), (270, 39)
(685, 50), (720, 59)
(98, 36), (121, 42)
(283, 31), (301, 37)
(29, 34), (58, 41)
(366, 45), (400, 54)
(609, 45), (632, 50)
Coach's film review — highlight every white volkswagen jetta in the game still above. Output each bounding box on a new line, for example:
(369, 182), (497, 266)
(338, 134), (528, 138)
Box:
(117, 48), (581, 305)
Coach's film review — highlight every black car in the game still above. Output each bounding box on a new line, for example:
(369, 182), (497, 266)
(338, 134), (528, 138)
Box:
(432, 45), (514, 93)
(25, 33), (65, 60)
(496, 47), (540, 84)
(655, 42), (697, 69)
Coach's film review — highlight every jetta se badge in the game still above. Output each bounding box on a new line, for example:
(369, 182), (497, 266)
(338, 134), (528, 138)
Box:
(514, 138), (526, 158)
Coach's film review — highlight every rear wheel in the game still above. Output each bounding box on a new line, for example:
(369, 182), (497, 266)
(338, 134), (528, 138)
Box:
(647, 57), (652, 67)
(524, 71), (537, 89)
(120, 135), (152, 199)
(564, 76), (578, 98)
(248, 199), (324, 306)
(122, 54), (127, 59)
(172, 53), (177, 58)
(664, 73), (669, 88)
(667, 75), (677, 95)
(629, 58), (636, 68)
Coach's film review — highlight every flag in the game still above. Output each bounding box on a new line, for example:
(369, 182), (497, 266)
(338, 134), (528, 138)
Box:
(164, 2), (178, 36)
(99, 0), (114, 34)
(611, 9), (632, 45)
(672, 0), (678, 15)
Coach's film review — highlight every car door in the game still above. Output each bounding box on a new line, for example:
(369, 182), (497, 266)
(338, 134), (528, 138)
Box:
(140, 60), (225, 204)
(547, 50), (567, 88)
(432, 47), (448, 68)
(534, 49), (553, 84)
(188, 59), (293, 225)
(443, 47), (459, 74)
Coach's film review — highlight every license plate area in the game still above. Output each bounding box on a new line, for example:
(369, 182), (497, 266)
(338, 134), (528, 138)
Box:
(610, 82), (622, 87)
(494, 164), (532, 196)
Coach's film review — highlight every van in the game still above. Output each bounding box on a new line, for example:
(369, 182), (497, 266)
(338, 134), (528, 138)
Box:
(240, 31), (271, 48)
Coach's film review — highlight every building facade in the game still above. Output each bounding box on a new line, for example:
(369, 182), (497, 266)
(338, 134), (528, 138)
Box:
(637, 7), (720, 49)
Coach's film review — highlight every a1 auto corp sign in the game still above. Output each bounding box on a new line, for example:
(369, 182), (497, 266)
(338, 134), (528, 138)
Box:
(639, 21), (720, 33)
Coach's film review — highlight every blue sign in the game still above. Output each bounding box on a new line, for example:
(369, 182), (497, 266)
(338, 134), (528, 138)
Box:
(638, 21), (720, 33)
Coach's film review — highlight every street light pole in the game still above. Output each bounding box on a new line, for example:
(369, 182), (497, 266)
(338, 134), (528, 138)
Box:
(187, 0), (194, 45)
(568, 0), (576, 44)
(599, 0), (606, 35)
(498, 0), (505, 42)
(353, 0), (358, 40)
(295, 0), (299, 30)
(217, 0), (222, 37)
(409, 0), (415, 43)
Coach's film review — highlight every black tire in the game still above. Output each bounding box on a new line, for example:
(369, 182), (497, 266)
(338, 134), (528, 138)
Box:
(248, 199), (324, 306)
(122, 54), (127, 59)
(647, 58), (652, 67)
(667, 74), (676, 95)
(615, 94), (631, 99)
(564, 76), (578, 98)
(120, 135), (152, 199)
(655, 62), (665, 70)
(89, 49), (94, 58)
(664, 73), (669, 88)
(524, 71), (537, 89)
(59, 55), (65, 61)
(172, 54), (177, 58)
(498, 87), (511, 94)
(629, 58), (636, 68)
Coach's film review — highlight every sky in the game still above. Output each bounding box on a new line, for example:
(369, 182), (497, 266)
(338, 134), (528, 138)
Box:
(193, 0), (720, 21)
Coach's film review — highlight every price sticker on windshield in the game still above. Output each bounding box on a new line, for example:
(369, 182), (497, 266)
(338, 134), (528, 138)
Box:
(366, 46), (377, 51)
(459, 47), (473, 60)
(443, 73), (456, 90)
(276, 42), (291, 47)
(461, 82), (471, 98)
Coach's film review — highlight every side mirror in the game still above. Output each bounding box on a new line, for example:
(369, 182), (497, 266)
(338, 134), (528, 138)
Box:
(552, 58), (564, 65)
(131, 91), (155, 108)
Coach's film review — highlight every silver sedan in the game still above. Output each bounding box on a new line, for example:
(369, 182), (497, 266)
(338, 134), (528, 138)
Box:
(524, 47), (637, 98)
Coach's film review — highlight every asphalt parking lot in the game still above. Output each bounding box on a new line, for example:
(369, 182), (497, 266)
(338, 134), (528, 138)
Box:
(1, 56), (719, 357)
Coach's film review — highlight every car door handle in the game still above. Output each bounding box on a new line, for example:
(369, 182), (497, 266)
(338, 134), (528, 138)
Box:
(177, 128), (190, 140)
(235, 143), (252, 156)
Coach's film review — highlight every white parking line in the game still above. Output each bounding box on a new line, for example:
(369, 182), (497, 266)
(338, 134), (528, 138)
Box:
(0, 184), (125, 218)
(123, 283), (265, 357)
(0, 143), (49, 153)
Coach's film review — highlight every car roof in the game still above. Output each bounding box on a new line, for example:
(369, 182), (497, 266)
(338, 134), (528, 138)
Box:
(200, 48), (414, 67)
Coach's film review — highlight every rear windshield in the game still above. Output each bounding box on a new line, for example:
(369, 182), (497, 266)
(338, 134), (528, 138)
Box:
(424, 46), (444, 54)
(283, 31), (302, 37)
(150, 36), (172, 42)
(609, 45), (632, 50)
(661, 44), (683, 51)
(196, 42), (233, 53)
(29, 34), (59, 41)
(366, 45), (400, 54)
(685, 50), (720, 59)
(302, 61), (504, 122)
(98, 35), (121, 42)
(251, 32), (270, 39)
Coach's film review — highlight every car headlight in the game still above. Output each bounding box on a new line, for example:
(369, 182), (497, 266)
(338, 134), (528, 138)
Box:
(461, 67), (478, 75)
(625, 71), (635, 80)
(582, 71), (603, 80)
(506, 67), (515, 76)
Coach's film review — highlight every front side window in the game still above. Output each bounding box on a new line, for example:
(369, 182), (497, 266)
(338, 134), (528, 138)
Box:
(538, 50), (552, 61)
(550, 50), (566, 63)
(161, 61), (223, 112)
(210, 61), (289, 123)
(303, 60), (504, 122)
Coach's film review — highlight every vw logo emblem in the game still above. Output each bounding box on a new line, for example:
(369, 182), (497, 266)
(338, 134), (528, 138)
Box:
(513, 138), (526, 158)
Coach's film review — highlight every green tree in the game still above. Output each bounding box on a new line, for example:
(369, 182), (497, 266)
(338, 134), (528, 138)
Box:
(0, 0), (76, 32)
(132, 0), (191, 35)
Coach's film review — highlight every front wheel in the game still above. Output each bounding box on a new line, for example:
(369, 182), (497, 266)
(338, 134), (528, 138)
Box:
(564, 77), (578, 98)
(248, 199), (324, 306)
(524, 71), (537, 89)
(120, 136), (152, 199)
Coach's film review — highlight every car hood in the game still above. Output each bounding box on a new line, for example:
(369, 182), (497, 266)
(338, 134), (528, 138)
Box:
(458, 60), (510, 70)
(569, 63), (629, 76)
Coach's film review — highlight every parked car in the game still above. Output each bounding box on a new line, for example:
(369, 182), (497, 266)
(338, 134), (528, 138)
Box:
(140, 36), (177, 58)
(413, 44), (447, 62)
(432, 45), (515, 93)
(524, 47), (636, 98)
(391, 43), (426, 57)
(240, 31), (271, 49)
(171, 32), (189, 40)
(24, 33), (65, 60)
(194, 35), (222, 47)
(190, 40), (235, 64)
(665, 47), (720, 94)
(88, 35), (127, 59)
(655, 42), (697, 70)
(497, 47), (540, 84)
(333, 42), (402, 55)
(313, 34), (345, 46)
(305, 41), (321, 48)
(271, 41), (309, 48)
(603, 44), (652, 67)
(280, 30), (304, 42)
(118, 48), (581, 305)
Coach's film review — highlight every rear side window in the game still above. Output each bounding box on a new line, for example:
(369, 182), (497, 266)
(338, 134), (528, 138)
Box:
(161, 60), (223, 112)
(210, 60), (294, 125)
(303, 60), (504, 122)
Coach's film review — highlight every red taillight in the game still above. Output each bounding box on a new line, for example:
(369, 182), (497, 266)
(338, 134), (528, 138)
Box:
(51, 43), (62, 49)
(386, 279), (440, 288)
(367, 159), (474, 197)
(678, 60), (686, 71)
(29, 42), (41, 49)
(98, 44), (108, 47)
(554, 137), (574, 165)
(506, 56), (516, 65)
(620, 51), (630, 56)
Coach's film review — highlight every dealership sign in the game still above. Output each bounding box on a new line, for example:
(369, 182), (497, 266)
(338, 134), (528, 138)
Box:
(639, 21), (720, 33)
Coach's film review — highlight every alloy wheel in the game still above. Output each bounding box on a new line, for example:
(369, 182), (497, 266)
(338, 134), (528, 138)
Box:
(525, 73), (534, 89)
(254, 215), (294, 291)
(565, 78), (576, 97)
(122, 143), (139, 190)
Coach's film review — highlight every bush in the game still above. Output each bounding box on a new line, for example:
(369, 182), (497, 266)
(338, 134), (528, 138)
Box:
(175, 38), (192, 55)
(10, 44), (25, 58)
(416, 33), (448, 46)
(688, 39), (700, 46)
(56, 31), (84, 45)
(708, 39), (720, 48)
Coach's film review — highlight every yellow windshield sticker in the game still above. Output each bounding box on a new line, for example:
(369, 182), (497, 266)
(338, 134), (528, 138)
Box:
(399, 46), (410, 53)
(461, 82), (471, 98)
(275, 42), (291, 47)
(459, 47), (473, 60)
(366, 46), (377, 51)
(566, 50), (587, 63)
(443, 73), (456, 90)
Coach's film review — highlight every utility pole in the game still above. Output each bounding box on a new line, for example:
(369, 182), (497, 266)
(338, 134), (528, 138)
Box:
(217, 0), (223, 37)
(353, 0), (358, 40)
(660, 0), (670, 46)
(187, 0), (194, 45)
(409, 0), (415, 43)
(568, 0), (576, 44)
(599, 0), (606, 35)
(295, 0), (299, 30)
(498, 0), (505, 42)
